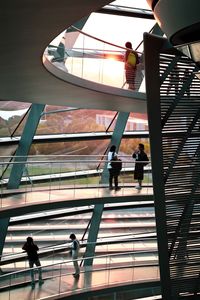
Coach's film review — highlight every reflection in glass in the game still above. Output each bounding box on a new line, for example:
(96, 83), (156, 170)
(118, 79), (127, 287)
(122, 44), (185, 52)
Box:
(0, 101), (30, 137)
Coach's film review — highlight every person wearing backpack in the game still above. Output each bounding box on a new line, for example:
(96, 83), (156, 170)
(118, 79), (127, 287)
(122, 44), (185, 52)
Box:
(107, 145), (120, 191)
(110, 155), (122, 191)
(124, 41), (139, 90)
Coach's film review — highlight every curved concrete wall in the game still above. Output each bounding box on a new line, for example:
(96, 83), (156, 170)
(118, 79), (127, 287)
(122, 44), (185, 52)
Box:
(149, 0), (200, 45)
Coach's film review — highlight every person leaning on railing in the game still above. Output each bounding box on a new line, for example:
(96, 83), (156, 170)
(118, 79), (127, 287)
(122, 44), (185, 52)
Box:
(22, 236), (44, 288)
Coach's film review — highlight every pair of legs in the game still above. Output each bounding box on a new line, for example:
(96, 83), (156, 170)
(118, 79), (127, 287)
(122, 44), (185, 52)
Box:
(109, 169), (120, 190)
(72, 254), (80, 277)
(125, 67), (136, 90)
(134, 168), (143, 189)
(29, 259), (43, 286)
(136, 179), (142, 189)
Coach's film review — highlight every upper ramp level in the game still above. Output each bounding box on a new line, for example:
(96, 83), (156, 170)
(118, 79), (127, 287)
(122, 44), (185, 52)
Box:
(98, 4), (154, 19)
(0, 0), (149, 113)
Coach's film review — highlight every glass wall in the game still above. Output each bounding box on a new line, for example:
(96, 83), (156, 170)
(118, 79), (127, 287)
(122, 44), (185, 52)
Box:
(0, 101), (30, 137)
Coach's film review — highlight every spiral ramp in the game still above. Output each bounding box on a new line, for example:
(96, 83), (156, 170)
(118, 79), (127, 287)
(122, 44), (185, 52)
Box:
(0, 1), (161, 300)
(0, 0), (146, 113)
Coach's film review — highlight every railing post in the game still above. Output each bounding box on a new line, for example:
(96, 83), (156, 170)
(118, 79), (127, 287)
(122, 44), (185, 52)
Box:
(58, 263), (62, 295)
(0, 217), (10, 263)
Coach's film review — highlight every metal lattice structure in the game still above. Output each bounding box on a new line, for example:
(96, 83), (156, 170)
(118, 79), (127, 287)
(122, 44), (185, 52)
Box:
(161, 53), (200, 296)
(144, 33), (200, 299)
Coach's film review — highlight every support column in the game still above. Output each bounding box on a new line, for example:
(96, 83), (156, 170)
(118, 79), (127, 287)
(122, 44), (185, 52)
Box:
(0, 218), (9, 263)
(144, 33), (173, 300)
(83, 203), (104, 266)
(101, 112), (129, 184)
(84, 112), (129, 266)
(7, 104), (45, 189)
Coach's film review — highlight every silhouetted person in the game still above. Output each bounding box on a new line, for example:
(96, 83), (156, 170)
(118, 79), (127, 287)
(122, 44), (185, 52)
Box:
(69, 233), (80, 278)
(183, 68), (191, 97)
(107, 145), (121, 191)
(132, 143), (149, 190)
(124, 41), (139, 90)
(167, 66), (179, 95)
(22, 237), (44, 288)
(110, 154), (122, 191)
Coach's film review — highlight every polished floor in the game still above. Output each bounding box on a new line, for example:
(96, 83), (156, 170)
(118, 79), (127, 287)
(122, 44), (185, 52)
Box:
(0, 186), (155, 299)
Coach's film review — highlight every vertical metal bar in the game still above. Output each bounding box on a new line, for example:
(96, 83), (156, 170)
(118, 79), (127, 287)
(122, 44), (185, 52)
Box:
(144, 32), (172, 300)
(0, 217), (9, 260)
(58, 263), (62, 295)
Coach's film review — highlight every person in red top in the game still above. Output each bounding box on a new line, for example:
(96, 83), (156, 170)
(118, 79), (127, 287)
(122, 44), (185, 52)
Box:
(22, 236), (44, 288)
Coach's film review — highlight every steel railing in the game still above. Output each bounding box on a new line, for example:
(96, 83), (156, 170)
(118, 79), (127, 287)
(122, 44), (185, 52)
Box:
(0, 249), (160, 299)
(1, 231), (157, 267)
(0, 155), (153, 208)
(44, 25), (145, 92)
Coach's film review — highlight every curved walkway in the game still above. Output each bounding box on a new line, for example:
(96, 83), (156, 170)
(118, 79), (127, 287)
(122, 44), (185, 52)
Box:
(0, 187), (153, 218)
(0, 263), (160, 300)
(0, 131), (149, 145)
(0, 2), (156, 299)
(0, 0), (146, 112)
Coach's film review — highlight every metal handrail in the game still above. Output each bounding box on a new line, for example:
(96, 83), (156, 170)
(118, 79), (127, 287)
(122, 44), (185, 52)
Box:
(0, 159), (151, 165)
(0, 230), (157, 261)
(0, 154), (149, 158)
(105, 3), (153, 14)
(69, 25), (142, 54)
(0, 249), (159, 280)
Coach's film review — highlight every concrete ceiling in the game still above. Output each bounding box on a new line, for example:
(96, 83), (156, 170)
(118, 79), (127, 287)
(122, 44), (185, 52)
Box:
(0, 0), (146, 113)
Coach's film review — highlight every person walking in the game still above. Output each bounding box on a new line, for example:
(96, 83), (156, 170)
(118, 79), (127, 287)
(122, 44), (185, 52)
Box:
(132, 143), (149, 190)
(107, 145), (121, 191)
(69, 233), (80, 278)
(166, 65), (179, 95)
(22, 236), (44, 288)
(124, 41), (139, 90)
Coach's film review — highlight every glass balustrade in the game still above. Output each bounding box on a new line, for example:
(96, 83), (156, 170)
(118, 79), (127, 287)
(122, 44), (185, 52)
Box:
(1, 200), (156, 277)
(43, 26), (145, 92)
(0, 155), (153, 208)
(0, 250), (159, 300)
(1, 234), (157, 270)
(0, 154), (156, 299)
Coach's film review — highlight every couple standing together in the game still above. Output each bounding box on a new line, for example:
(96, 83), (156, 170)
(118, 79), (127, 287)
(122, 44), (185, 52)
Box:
(107, 143), (149, 190)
